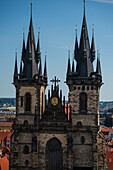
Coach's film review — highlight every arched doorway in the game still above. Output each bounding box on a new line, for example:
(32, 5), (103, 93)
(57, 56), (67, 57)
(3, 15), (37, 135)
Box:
(46, 137), (63, 170)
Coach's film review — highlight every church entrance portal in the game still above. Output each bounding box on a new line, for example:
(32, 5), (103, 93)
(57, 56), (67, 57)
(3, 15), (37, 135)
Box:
(46, 137), (63, 170)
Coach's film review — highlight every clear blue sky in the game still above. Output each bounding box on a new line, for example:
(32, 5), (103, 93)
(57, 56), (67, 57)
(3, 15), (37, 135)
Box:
(0, 0), (113, 101)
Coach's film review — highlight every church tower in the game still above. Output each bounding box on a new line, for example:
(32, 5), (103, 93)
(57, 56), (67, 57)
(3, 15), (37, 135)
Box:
(10, 1), (106, 170)
(10, 3), (47, 169)
(66, 0), (105, 169)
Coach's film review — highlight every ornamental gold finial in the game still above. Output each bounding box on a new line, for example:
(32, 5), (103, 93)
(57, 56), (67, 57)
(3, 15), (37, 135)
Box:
(75, 25), (77, 31)
(83, 0), (86, 2)
(92, 24), (94, 30)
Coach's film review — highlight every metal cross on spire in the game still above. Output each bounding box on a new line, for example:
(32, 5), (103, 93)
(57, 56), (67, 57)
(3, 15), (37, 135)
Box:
(50, 76), (60, 88)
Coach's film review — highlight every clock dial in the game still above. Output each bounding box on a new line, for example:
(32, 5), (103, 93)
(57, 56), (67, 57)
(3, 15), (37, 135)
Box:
(51, 97), (58, 106)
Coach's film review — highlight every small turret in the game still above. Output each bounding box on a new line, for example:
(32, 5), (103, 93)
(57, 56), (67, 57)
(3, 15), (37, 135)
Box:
(91, 28), (95, 62)
(74, 29), (78, 61)
(22, 32), (25, 61)
(39, 56), (42, 76)
(67, 50), (71, 75)
(36, 30), (41, 64)
(20, 56), (23, 78)
(13, 52), (18, 82)
(44, 55), (47, 84)
(72, 58), (75, 73)
(44, 55), (47, 77)
(96, 50), (102, 77)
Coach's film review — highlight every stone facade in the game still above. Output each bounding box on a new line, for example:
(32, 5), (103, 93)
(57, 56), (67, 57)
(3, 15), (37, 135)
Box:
(10, 1), (107, 170)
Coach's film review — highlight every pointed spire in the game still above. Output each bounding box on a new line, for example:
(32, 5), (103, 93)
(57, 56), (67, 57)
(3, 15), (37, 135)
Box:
(83, 27), (87, 57)
(39, 54), (42, 76)
(96, 50), (102, 76)
(30, 2), (32, 19)
(74, 28), (78, 61)
(67, 50), (71, 75)
(22, 32), (25, 61)
(44, 55), (47, 77)
(27, 31), (32, 54)
(83, 0), (86, 17)
(72, 58), (75, 72)
(36, 28), (41, 63)
(14, 52), (18, 75)
(80, 0), (89, 52)
(26, 2), (35, 54)
(14, 51), (18, 82)
(91, 27), (95, 62)
(20, 55), (23, 78)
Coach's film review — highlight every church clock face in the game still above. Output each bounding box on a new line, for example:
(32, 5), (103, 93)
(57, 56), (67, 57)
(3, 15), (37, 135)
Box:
(51, 97), (58, 106)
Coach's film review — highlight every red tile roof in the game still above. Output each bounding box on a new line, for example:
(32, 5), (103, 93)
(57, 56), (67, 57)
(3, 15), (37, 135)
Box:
(0, 131), (13, 142)
(0, 156), (9, 170)
(0, 122), (12, 127)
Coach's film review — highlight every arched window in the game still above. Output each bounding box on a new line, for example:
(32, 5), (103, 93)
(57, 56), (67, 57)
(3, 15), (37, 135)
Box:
(25, 160), (29, 166)
(25, 93), (31, 111)
(23, 145), (29, 154)
(24, 120), (28, 126)
(77, 121), (82, 127)
(81, 136), (85, 144)
(80, 92), (87, 112)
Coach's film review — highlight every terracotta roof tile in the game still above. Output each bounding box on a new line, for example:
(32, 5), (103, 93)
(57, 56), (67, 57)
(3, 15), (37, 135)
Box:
(0, 156), (9, 170)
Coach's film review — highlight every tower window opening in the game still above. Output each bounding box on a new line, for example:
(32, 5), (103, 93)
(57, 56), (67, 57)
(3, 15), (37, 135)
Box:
(78, 87), (80, 90)
(80, 92), (87, 112)
(24, 120), (28, 126)
(77, 121), (82, 127)
(82, 86), (85, 90)
(25, 160), (29, 166)
(21, 96), (23, 107)
(91, 86), (94, 90)
(23, 145), (29, 154)
(81, 136), (85, 144)
(25, 93), (31, 111)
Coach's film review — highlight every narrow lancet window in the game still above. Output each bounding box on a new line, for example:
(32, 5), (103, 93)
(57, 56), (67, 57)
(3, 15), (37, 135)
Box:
(80, 92), (87, 112)
(23, 145), (29, 154)
(25, 93), (31, 111)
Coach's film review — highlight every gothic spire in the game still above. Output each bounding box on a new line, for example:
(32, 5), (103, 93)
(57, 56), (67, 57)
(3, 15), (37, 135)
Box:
(79, 0), (89, 53)
(74, 29), (78, 61)
(39, 55), (42, 76)
(14, 52), (18, 75)
(91, 28), (95, 62)
(96, 50), (102, 76)
(36, 30), (41, 64)
(44, 55), (47, 77)
(72, 58), (75, 72)
(74, 0), (94, 77)
(14, 51), (18, 82)
(23, 2), (39, 78)
(26, 2), (35, 55)
(22, 32), (25, 61)
(67, 50), (71, 75)
(20, 56), (23, 78)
